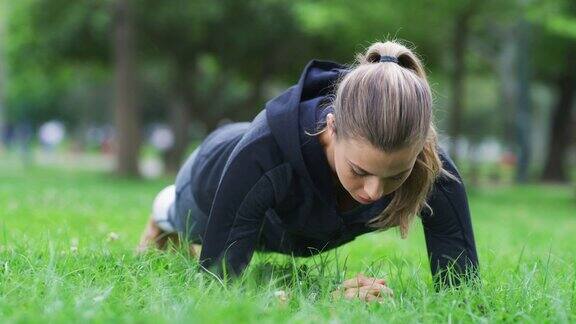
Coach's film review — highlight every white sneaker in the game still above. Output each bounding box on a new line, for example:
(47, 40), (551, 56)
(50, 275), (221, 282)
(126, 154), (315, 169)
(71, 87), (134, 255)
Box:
(152, 185), (176, 233)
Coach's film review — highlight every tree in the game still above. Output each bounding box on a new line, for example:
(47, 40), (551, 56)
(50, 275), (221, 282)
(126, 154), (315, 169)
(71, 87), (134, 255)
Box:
(446, 1), (480, 163)
(131, 1), (224, 172)
(136, 0), (313, 173)
(5, 0), (143, 176)
(514, 17), (532, 183)
(0, 0), (6, 145)
(534, 0), (576, 182)
(541, 44), (575, 182)
(113, 0), (140, 176)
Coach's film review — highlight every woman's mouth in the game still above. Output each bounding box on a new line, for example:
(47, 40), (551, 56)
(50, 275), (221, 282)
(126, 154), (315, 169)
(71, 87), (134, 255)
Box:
(357, 195), (375, 204)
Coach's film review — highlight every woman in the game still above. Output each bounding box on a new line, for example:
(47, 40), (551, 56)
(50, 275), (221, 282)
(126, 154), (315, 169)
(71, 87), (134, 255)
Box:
(138, 40), (479, 302)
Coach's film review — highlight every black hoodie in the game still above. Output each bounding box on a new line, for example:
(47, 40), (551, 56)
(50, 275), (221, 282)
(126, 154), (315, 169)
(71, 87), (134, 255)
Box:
(189, 60), (479, 285)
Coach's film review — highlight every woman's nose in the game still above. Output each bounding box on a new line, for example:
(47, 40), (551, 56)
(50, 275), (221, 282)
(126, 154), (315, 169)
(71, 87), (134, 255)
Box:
(364, 178), (384, 201)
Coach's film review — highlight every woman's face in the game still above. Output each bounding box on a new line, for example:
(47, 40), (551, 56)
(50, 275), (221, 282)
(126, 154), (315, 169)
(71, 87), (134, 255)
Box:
(321, 114), (421, 204)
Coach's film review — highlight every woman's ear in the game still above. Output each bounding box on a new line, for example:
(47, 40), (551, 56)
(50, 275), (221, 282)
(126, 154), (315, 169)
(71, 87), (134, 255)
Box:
(326, 113), (337, 136)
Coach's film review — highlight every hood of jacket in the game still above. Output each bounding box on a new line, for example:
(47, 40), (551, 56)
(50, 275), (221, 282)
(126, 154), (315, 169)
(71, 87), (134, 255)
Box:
(266, 59), (350, 207)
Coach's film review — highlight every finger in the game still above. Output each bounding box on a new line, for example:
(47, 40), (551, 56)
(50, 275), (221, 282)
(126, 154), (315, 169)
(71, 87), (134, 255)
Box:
(342, 276), (365, 288)
(343, 287), (360, 299)
(357, 288), (374, 301)
(344, 287), (373, 300)
(365, 285), (394, 298)
(364, 293), (383, 303)
(342, 274), (377, 288)
(362, 277), (387, 287)
(345, 287), (383, 302)
(357, 284), (394, 299)
(373, 285), (394, 297)
(346, 277), (386, 289)
(358, 285), (385, 297)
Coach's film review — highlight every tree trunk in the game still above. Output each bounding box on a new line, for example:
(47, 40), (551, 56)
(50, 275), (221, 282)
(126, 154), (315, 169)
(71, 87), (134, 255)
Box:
(0, 6), (6, 148)
(541, 47), (576, 182)
(496, 28), (518, 147)
(448, 11), (471, 163)
(514, 19), (532, 183)
(162, 61), (201, 174)
(163, 96), (191, 174)
(113, 0), (141, 177)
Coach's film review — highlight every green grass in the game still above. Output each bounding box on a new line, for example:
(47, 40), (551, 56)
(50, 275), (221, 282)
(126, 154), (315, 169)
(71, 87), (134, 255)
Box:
(0, 157), (575, 323)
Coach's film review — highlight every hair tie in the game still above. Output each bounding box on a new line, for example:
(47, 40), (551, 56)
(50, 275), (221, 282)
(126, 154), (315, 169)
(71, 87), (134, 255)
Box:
(379, 55), (398, 64)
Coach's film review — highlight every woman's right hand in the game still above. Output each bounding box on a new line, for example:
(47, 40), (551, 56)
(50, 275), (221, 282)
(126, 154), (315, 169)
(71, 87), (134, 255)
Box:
(331, 272), (394, 302)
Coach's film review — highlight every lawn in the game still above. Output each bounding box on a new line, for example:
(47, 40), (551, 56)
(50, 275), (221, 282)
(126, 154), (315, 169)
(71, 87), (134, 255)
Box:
(0, 157), (575, 323)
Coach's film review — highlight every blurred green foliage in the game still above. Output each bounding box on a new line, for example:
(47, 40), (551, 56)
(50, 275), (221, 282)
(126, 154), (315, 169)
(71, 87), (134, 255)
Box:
(2, 0), (572, 124)
(1, 0), (575, 179)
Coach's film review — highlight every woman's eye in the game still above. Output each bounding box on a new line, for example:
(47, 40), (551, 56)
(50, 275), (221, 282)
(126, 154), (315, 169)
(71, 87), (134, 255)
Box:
(351, 167), (404, 180)
(351, 168), (367, 177)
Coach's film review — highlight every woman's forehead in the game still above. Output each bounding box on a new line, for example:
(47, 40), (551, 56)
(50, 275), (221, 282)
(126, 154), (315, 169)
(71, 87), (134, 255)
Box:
(340, 138), (419, 175)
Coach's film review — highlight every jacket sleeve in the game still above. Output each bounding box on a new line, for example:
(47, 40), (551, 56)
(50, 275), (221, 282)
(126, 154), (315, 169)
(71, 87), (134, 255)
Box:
(198, 147), (290, 280)
(420, 149), (479, 288)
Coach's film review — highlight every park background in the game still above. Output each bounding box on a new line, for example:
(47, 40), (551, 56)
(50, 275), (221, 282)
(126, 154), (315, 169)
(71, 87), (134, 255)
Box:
(0, 0), (575, 322)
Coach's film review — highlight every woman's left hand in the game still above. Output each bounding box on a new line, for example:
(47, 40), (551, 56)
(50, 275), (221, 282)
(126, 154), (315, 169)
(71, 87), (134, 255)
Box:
(331, 272), (394, 302)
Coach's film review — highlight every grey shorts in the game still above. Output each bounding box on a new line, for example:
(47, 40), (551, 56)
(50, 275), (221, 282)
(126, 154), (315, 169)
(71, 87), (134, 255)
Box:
(167, 145), (207, 244)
